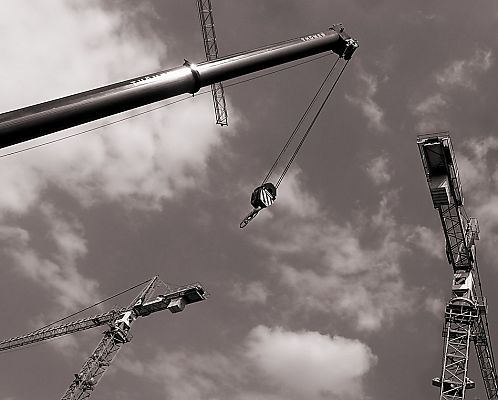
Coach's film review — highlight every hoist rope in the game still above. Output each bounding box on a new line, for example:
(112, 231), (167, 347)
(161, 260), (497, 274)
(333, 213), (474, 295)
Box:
(276, 59), (350, 187)
(261, 56), (341, 185)
(239, 58), (350, 229)
(0, 53), (334, 159)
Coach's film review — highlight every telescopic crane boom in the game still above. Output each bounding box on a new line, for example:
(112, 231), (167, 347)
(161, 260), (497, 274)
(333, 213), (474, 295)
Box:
(0, 277), (207, 400)
(0, 24), (357, 150)
(417, 133), (498, 400)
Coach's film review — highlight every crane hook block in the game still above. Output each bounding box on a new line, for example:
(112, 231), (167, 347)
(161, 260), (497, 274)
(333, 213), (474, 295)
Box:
(251, 182), (277, 209)
(240, 183), (277, 228)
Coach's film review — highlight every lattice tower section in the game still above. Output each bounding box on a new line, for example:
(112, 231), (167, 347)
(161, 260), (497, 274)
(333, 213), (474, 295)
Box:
(418, 134), (498, 400)
(196, 0), (228, 125)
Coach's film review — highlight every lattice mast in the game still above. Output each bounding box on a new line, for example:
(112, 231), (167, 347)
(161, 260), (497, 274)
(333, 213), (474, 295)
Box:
(59, 277), (158, 400)
(0, 277), (207, 400)
(196, 0), (228, 125)
(417, 133), (498, 400)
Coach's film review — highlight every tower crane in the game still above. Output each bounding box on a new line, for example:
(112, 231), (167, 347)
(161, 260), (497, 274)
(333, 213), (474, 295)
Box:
(417, 133), (498, 400)
(0, 24), (357, 150)
(0, 277), (207, 400)
(195, 0), (228, 126)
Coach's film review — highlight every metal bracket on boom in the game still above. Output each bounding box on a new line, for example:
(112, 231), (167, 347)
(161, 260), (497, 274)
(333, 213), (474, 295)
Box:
(343, 38), (359, 60)
(330, 23), (358, 60)
(183, 59), (202, 94)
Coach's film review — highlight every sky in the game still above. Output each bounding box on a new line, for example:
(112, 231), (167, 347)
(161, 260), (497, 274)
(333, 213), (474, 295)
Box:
(0, 1), (498, 399)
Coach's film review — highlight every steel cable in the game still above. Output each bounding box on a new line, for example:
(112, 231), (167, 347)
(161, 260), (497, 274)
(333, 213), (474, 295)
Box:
(0, 53), (334, 159)
(276, 59), (350, 187)
(261, 56), (340, 185)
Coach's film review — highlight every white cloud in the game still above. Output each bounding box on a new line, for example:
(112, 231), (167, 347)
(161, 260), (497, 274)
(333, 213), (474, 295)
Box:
(246, 326), (376, 400)
(425, 296), (445, 317)
(411, 93), (448, 133)
(119, 350), (242, 400)
(252, 177), (450, 330)
(254, 190), (417, 332)
(472, 195), (498, 253)
(231, 281), (269, 304)
(0, 0), (230, 215)
(405, 225), (444, 260)
(346, 68), (387, 132)
(274, 168), (320, 218)
(0, 1), (232, 311)
(435, 49), (493, 90)
(0, 206), (99, 312)
(448, 136), (498, 255)
(412, 49), (493, 132)
(119, 326), (376, 400)
(0, 1), (164, 110)
(366, 155), (391, 185)
(457, 137), (498, 194)
(413, 93), (447, 116)
(27, 304), (103, 360)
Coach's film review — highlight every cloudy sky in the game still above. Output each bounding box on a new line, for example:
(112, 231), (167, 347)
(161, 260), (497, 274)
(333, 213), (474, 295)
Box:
(0, 1), (498, 399)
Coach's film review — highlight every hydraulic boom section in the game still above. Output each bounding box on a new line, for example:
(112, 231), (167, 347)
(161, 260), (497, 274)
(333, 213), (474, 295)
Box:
(417, 133), (498, 400)
(0, 24), (357, 150)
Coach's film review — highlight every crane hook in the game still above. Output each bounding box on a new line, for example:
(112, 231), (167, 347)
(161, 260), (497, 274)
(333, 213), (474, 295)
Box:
(239, 183), (277, 228)
(239, 207), (262, 228)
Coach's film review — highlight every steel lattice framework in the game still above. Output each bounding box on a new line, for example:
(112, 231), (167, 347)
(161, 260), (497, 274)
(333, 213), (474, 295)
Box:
(0, 309), (125, 352)
(196, 0), (228, 126)
(475, 298), (498, 399)
(437, 299), (478, 399)
(418, 133), (498, 400)
(61, 324), (130, 400)
(438, 204), (472, 270)
(0, 278), (207, 400)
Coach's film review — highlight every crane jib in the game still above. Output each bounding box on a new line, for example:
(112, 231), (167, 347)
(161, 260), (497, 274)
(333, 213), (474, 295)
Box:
(0, 24), (357, 150)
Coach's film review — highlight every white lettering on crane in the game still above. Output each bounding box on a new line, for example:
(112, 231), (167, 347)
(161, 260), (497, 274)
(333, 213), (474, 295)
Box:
(301, 32), (326, 42)
(130, 73), (165, 85)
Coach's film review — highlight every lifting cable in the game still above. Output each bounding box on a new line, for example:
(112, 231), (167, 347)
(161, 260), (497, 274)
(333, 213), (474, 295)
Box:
(240, 56), (350, 228)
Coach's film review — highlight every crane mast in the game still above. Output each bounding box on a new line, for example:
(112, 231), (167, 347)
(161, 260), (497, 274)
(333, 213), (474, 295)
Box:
(417, 133), (498, 400)
(60, 277), (158, 400)
(196, 0), (228, 126)
(0, 278), (207, 400)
